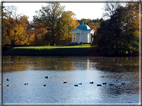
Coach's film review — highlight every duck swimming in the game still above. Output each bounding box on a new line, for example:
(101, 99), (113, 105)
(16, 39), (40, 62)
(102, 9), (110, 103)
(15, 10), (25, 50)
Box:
(122, 83), (125, 85)
(45, 76), (48, 79)
(24, 83), (28, 85)
(90, 82), (94, 84)
(97, 84), (101, 86)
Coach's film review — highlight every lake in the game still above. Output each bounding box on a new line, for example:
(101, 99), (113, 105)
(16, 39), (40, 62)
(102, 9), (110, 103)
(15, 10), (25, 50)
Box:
(2, 56), (140, 104)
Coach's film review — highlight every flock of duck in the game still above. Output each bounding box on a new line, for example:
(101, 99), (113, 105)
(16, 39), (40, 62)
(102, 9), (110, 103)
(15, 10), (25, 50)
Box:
(1, 76), (125, 87)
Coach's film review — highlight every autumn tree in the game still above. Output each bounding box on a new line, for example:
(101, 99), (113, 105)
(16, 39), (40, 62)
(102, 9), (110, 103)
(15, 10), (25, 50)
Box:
(2, 5), (34, 46)
(57, 11), (80, 45)
(33, 2), (79, 45)
(88, 22), (100, 35)
(32, 17), (48, 45)
(2, 6), (12, 46)
(33, 2), (64, 46)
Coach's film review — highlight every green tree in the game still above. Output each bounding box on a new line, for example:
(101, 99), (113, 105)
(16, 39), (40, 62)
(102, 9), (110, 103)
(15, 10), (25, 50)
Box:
(77, 18), (91, 24)
(92, 3), (139, 56)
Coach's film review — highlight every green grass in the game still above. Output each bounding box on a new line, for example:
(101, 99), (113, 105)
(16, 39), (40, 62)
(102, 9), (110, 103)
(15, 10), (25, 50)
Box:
(3, 44), (94, 56)
(14, 44), (91, 49)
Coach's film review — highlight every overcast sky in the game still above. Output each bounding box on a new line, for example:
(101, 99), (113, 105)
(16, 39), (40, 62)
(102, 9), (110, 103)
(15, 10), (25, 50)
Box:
(3, 2), (105, 22)
(2, 0), (135, 22)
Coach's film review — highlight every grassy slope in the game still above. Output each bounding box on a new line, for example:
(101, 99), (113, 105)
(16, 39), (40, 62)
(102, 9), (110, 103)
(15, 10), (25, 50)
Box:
(3, 44), (94, 56)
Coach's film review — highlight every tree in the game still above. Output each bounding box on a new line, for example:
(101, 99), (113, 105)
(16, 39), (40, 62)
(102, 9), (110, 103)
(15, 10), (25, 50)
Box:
(2, 6), (11, 46)
(103, 2), (121, 19)
(33, 2), (65, 45)
(88, 22), (100, 35)
(57, 11), (80, 44)
(77, 18), (91, 24)
(92, 2), (139, 56)
(33, 2), (79, 45)
(2, 5), (33, 46)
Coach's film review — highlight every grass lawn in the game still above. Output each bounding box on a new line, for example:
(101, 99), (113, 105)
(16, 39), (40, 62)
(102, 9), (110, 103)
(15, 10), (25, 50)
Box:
(3, 44), (95, 56)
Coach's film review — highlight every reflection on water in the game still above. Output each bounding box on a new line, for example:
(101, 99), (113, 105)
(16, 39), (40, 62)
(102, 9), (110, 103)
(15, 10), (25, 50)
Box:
(2, 56), (139, 104)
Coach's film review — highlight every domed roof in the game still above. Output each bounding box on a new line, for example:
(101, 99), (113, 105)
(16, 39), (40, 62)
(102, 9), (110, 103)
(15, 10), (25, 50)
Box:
(76, 24), (90, 30)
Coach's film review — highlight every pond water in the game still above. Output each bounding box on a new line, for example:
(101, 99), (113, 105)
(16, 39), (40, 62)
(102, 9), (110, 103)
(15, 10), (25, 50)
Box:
(2, 56), (140, 104)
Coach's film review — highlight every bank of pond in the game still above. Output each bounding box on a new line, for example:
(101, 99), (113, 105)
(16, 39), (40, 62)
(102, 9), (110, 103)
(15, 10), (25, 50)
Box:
(2, 44), (139, 56)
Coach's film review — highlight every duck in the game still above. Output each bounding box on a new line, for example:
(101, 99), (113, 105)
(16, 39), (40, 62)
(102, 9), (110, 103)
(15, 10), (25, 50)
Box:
(43, 84), (46, 86)
(45, 76), (48, 79)
(7, 84), (10, 86)
(121, 83), (125, 85)
(97, 84), (101, 86)
(109, 84), (114, 86)
(63, 81), (67, 84)
(24, 83), (28, 85)
(90, 82), (94, 84)
(7, 78), (9, 81)
(78, 83), (82, 85)
(74, 84), (78, 87)
(102, 83), (107, 85)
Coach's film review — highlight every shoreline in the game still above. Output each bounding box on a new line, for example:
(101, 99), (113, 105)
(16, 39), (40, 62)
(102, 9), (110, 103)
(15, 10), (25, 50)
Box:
(2, 46), (139, 57)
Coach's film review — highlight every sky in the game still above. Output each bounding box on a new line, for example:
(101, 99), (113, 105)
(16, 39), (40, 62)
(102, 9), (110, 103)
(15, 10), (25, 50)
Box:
(3, 2), (105, 22)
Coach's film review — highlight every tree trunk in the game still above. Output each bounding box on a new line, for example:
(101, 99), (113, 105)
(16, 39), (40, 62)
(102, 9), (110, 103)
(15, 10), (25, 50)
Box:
(51, 29), (55, 46)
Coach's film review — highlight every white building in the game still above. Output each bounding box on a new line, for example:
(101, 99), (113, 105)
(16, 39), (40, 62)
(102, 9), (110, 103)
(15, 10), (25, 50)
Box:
(72, 24), (95, 44)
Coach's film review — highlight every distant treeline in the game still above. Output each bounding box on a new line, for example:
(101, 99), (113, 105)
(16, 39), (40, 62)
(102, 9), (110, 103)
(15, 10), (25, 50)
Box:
(2, 3), (80, 47)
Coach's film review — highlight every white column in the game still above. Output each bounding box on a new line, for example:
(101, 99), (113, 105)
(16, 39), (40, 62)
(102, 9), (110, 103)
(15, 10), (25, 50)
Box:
(80, 33), (82, 43)
(90, 33), (91, 43)
(75, 33), (78, 43)
(72, 33), (74, 43)
(87, 33), (89, 43)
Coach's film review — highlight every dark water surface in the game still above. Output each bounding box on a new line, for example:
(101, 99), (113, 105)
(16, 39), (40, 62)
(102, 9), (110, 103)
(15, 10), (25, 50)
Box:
(2, 56), (140, 104)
